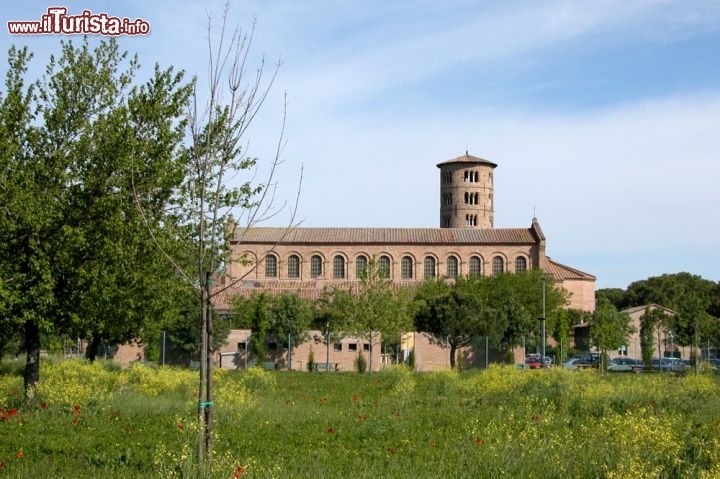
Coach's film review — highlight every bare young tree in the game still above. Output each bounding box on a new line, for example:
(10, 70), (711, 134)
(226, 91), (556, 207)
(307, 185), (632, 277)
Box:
(135, 3), (302, 467)
(186, 6), (302, 465)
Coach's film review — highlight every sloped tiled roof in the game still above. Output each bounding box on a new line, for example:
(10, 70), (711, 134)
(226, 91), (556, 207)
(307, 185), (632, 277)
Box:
(541, 257), (595, 281)
(436, 152), (497, 168)
(234, 227), (537, 245)
(622, 304), (676, 316)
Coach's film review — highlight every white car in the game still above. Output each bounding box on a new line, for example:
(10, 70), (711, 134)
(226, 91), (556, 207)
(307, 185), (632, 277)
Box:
(561, 357), (581, 370)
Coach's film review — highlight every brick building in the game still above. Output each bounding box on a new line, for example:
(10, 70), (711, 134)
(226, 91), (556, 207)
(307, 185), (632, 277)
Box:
(213, 152), (595, 370)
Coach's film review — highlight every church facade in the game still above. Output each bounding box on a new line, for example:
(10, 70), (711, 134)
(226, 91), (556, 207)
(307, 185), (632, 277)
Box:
(212, 153), (595, 370)
(218, 153), (595, 312)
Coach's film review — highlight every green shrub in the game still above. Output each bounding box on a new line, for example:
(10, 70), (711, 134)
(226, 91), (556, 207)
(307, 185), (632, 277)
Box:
(307, 348), (315, 372)
(354, 351), (367, 373)
(405, 348), (415, 370)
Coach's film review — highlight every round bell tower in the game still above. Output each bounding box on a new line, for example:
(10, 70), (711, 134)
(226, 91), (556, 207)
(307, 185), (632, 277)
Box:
(437, 152), (497, 229)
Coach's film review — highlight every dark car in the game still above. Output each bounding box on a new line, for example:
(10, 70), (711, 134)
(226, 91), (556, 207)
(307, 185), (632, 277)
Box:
(650, 358), (687, 372)
(576, 352), (601, 368)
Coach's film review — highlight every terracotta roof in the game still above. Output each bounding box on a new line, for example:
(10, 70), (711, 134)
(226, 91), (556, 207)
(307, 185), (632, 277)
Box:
(622, 304), (676, 316)
(234, 227), (537, 245)
(436, 152), (497, 169)
(541, 257), (595, 281)
(530, 218), (545, 242)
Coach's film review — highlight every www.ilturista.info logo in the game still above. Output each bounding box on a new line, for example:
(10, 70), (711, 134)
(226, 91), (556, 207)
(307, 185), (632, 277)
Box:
(8, 7), (150, 35)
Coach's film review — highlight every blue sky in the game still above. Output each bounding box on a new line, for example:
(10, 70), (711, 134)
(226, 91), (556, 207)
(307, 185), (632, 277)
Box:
(3, 1), (720, 290)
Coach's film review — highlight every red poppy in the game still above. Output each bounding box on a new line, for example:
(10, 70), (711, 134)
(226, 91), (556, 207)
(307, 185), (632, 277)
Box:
(386, 447), (396, 455)
(352, 392), (359, 402)
(73, 405), (81, 416)
(71, 418), (78, 426)
(178, 423), (185, 430)
(394, 412), (401, 417)
(327, 427), (334, 433)
(475, 437), (485, 446)
(40, 402), (49, 409)
(16, 452), (24, 459)
(357, 415), (368, 421)
(233, 465), (245, 477)
(531, 415), (542, 421)
(0, 460), (5, 468)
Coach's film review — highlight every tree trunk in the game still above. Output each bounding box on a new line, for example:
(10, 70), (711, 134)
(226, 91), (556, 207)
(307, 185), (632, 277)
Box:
(85, 334), (102, 362)
(368, 339), (373, 373)
(23, 319), (41, 401)
(204, 278), (214, 457)
(197, 283), (208, 465)
(449, 342), (457, 369)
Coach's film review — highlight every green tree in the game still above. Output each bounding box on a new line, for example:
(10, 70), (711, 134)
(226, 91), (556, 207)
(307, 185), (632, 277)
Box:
(639, 306), (671, 368)
(0, 40), (191, 398)
(232, 292), (312, 369)
(591, 297), (634, 369)
(314, 286), (354, 365)
(342, 258), (414, 372)
(596, 288), (627, 310)
(414, 275), (501, 369)
(490, 270), (567, 354)
(268, 292), (313, 370)
(233, 293), (271, 363)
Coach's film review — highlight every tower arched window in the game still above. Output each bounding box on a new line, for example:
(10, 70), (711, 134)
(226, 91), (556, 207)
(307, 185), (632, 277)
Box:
(379, 255), (391, 278)
(515, 256), (527, 272)
(447, 256), (458, 279)
(492, 256), (504, 276)
(356, 255), (368, 279)
(469, 256), (481, 276)
(401, 256), (413, 279)
(310, 255), (323, 278)
(288, 255), (300, 278)
(424, 256), (436, 279)
(333, 255), (345, 279)
(466, 214), (476, 227)
(265, 255), (277, 278)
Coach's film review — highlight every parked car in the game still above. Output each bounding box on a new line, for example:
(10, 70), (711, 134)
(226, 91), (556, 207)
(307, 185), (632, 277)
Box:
(562, 356), (582, 370)
(650, 357), (688, 372)
(576, 352), (601, 369)
(524, 354), (554, 369)
(607, 357), (642, 372)
(525, 354), (543, 369)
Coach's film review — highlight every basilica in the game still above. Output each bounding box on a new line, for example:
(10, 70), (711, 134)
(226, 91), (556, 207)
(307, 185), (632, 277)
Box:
(216, 152), (595, 312)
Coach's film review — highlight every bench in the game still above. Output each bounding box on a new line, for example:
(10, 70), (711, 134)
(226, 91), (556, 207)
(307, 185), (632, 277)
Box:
(314, 362), (339, 372)
(246, 360), (277, 370)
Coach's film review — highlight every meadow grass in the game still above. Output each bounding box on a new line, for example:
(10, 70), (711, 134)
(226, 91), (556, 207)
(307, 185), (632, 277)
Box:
(1, 359), (720, 478)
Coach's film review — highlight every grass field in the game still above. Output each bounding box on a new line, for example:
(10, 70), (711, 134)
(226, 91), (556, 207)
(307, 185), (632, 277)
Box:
(1, 359), (720, 478)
